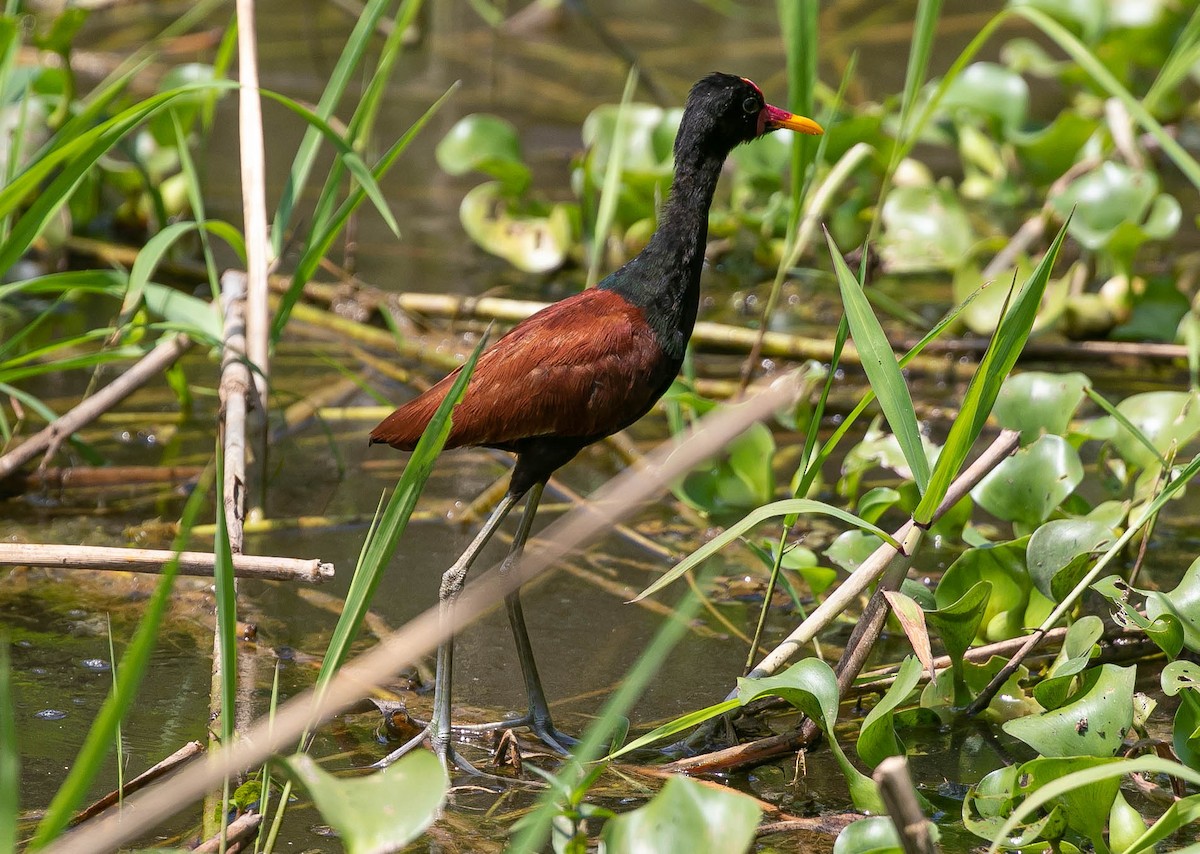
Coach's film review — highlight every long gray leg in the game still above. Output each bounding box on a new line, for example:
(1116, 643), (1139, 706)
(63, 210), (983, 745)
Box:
(459, 482), (577, 753)
(374, 491), (522, 771)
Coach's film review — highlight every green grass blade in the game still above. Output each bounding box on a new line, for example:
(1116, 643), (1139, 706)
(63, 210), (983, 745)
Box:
(0, 81), (238, 272)
(808, 282), (987, 482)
(269, 0), (398, 253)
(29, 466), (214, 849)
(778, 0), (818, 225)
(1144, 3), (1200, 115)
(634, 497), (899, 602)
(213, 449), (237, 746)
(587, 66), (638, 289)
(897, 0), (943, 141)
(825, 229), (930, 493)
(914, 218), (1071, 525)
(274, 84), (458, 343)
(170, 110), (223, 303)
(0, 638), (16, 854)
(315, 331), (489, 690)
(125, 220), (246, 337)
(1084, 387), (1169, 470)
(258, 90), (400, 238)
(605, 698), (740, 760)
(302, 0), (424, 249)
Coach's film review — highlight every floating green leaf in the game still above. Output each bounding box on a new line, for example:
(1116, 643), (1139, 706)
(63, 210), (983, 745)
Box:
(971, 435), (1083, 526)
(936, 538), (1031, 644)
(879, 183), (975, 273)
(457, 182), (573, 273)
(1106, 390), (1200, 471)
(993, 371), (1091, 442)
(940, 61), (1029, 134)
(1032, 615), (1103, 709)
(1003, 664), (1134, 757)
(1027, 519), (1116, 602)
(435, 113), (530, 194)
(602, 775), (760, 854)
(832, 816), (904, 854)
(284, 752), (447, 854)
(1146, 555), (1200, 654)
(926, 579), (992, 670)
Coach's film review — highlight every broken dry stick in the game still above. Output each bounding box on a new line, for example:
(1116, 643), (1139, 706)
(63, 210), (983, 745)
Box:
(0, 543), (333, 583)
(0, 334), (193, 481)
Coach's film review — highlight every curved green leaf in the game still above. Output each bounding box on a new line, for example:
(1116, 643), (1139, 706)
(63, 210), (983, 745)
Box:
(602, 775), (761, 854)
(284, 752), (447, 854)
(1003, 663), (1134, 758)
(633, 498), (899, 602)
(856, 655), (923, 768)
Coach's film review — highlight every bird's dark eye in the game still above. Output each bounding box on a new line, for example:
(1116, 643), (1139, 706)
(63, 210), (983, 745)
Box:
(743, 97), (760, 114)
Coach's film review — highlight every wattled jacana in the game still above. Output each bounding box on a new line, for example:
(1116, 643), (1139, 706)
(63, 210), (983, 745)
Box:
(371, 72), (822, 769)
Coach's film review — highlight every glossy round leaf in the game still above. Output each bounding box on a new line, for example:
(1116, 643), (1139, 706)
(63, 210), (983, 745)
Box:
(1027, 519), (1116, 602)
(1108, 390), (1200, 470)
(993, 371), (1091, 442)
(971, 435), (1083, 525)
(941, 62), (1030, 134)
(832, 816), (903, 854)
(458, 182), (572, 273)
(879, 184), (975, 273)
(935, 538), (1030, 644)
(1003, 664), (1135, 758)
(1050, 162), (1160, 250)
(1147, 555), (1200, 654)
(602, 774), (761, 854)
(435, 114), (530, 192)
(284, 751), (447, 854)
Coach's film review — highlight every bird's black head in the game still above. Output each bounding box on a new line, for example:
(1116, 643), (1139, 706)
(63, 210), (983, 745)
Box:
(676, 72), (823, 159)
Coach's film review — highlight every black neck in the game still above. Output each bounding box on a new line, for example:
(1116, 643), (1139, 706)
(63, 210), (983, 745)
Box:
(600, 149), (725, 360)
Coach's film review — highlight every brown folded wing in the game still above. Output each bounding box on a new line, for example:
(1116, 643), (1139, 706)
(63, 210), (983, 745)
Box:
(370, 289), (664, 452)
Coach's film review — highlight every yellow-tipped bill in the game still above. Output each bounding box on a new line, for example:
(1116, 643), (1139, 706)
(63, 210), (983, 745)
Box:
(762, 104), (824, 136)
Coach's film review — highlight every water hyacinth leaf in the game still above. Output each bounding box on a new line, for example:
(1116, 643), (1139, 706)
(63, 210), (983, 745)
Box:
(738, 659), (883, 812)
(935, 537), (1030, 644)
(1049, 163), (1176, 254)
(1092, 574), (1184, 659)
(1032, 615), (1103, 709)
(434, 113), (530, 194)
(1171, 689), (1200, 770)
(726, 421), (777, 507)
(283, 752), (447, 853)
(1011, 110), (1096, 183)
(458, 182), (573, 274)
(601, 775), (761, 854)
(826, 229), (929, 493)
(1107, 390), (1200, 471)
(879, 183), (975, 273)
(831, 815), (903, 854)
(924, 656), (1037, 720)
(992, 371), (1091, 442)
(1146, 556), (1200, 653)
(858, 487), (901, 524)
(1027, 519), (1116, 602)
(825, 530), (884, 574)
(1017, 756), (1123, 845)
(1003, 664), (1135, 758)
(971, 434), (1083, 526)
(882, 593), (934, 679)
(939, 61), (1029, 134)
(1162, 660), (1200, 698)
(925, 579), (991, 668)
(581, 103), (680, 182)
(963, 765), (1069, 848)
(856, 655), (923, 768)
